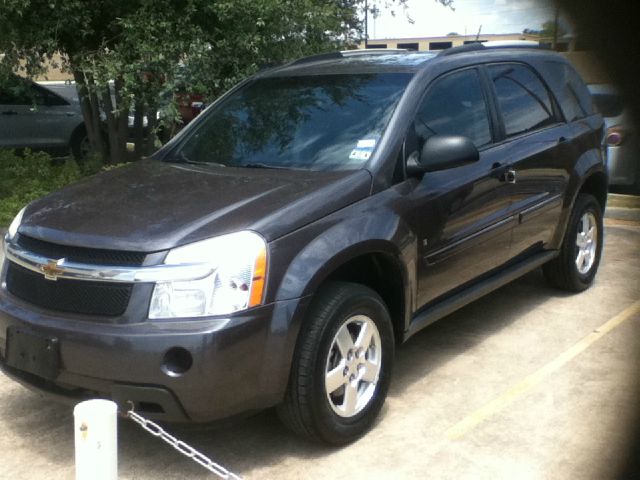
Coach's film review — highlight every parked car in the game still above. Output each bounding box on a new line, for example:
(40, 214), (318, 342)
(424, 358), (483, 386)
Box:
(588, 83), (639, 188)
(0, 76), (88, 159)
(0, 43), (607, 445)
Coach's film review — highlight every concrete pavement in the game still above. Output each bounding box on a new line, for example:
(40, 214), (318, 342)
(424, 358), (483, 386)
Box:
(0, 202), (639, 479)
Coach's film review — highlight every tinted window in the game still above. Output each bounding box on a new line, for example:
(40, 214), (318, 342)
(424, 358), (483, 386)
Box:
(35, 86), (68, 107)
(398, 42), (419, 51)
(429, 41), (452, 50)
(544, 61), (586, 122)
(415, 69), (491, 147)
(174, 73), (411, 171)
(0, 77), (67, 106)
(591, 93), (623, 118)
(490, 64), (555, 137)
(0, 76), (32, 105)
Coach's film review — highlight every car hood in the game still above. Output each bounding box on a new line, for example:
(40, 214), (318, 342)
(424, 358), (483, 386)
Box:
(18, 160), (372, 252)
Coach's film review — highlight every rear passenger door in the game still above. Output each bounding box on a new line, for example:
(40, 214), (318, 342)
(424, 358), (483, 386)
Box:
(407, 68), (517, 307)
(486, 63), (570, 257)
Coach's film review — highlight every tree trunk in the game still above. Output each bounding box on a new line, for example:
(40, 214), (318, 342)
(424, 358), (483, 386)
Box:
(72, 69), (107, 162)
(144, 106), (159, 157)
(132, 100), (145, 161)
(114, 77), (129, 163)
(101, 80), (128, 165)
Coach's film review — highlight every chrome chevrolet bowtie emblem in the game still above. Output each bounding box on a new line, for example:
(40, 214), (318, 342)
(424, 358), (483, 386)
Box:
(40, 258), (66, 281)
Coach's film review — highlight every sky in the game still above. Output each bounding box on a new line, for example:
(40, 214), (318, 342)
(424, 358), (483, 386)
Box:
(367, 0), (563, 39)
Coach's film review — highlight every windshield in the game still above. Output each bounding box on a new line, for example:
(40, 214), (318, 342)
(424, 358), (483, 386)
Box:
(170, 73), (412, 171)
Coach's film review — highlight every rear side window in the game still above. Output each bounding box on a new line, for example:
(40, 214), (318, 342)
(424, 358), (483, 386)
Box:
(544, 61), (591, 121)
(0, 76), (32, 105)
(591, 93), (623, 118)
(489, 64), (555, 137)
(416, 68), (491, 147)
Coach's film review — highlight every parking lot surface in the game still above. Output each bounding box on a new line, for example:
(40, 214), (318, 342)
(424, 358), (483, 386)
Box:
(1, 211), (639, 479)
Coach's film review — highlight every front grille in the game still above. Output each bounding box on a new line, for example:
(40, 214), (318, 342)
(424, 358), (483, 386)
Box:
(6, 262), (132, 317)
(16, 234), (146, 266)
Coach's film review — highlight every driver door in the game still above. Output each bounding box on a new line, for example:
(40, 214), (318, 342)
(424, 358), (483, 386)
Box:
(402, 67), (517, 308)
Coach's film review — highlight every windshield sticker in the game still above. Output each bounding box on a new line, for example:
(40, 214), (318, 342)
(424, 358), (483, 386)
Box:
(357, 138), (377, 149)
(349, 138), (377, 161)
(349, 149), (372, 160)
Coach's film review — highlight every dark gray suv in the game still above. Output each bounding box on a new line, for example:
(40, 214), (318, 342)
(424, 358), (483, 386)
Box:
(0, 43), (606, 444)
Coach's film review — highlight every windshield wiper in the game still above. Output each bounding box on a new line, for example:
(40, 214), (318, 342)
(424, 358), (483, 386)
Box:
(172, 151), (226, 168)
(242, 162), (290, 170)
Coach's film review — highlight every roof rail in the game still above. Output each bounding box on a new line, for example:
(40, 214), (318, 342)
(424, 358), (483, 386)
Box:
(438, 43), (486, 56)
(288, 48), (410, 66)
(483, 40), (543, 48)
(340, 48), (408, 56)
(288, 51), (343, 66)
(438, 40), (546, 57)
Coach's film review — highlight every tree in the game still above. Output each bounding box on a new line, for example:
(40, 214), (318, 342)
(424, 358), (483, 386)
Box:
(539, 19), (568, 41)
(1, 1), (453, 165)
(0, 0), (362, 164)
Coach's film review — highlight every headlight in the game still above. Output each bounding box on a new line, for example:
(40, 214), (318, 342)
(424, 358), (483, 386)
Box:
(2, 207), (26, 269)
(7, 207), (26, 241)
(149, 231), (267, 319)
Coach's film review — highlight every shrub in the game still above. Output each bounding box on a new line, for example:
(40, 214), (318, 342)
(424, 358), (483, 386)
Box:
(0, 149), (83, 227)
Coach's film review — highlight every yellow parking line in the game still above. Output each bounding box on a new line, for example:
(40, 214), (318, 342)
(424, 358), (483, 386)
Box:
(445, 300), (640, 441)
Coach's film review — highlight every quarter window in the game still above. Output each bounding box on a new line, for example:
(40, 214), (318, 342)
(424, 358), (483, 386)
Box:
(544, 61), (588, 122)
(489, 64), (555, 137)
(415, 69), (492, 148)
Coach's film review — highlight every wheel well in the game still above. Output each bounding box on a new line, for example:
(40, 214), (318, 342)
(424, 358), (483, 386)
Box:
(579, 171), (608, 211)
(324, 253), (405, 342)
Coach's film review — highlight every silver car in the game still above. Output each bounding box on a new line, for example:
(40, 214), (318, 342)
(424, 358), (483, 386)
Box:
(0, 77), (88, 159)
(588, 83), (639, 188)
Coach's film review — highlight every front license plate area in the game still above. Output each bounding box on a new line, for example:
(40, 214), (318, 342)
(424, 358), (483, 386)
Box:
(5, 327), (59, 380)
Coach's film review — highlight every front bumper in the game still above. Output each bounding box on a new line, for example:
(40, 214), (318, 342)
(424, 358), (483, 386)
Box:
(0, 290), (309, 422)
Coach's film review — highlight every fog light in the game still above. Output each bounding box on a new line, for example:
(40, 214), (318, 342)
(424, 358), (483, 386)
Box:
(161, 347), (193, 377)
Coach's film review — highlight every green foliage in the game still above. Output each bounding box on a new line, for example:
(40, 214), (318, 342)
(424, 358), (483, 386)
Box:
(0, 0), (365, 165)
(0, 0), (454, 166)
(0, 150), (83, 227)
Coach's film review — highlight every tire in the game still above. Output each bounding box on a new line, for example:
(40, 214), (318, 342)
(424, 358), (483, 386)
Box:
(70, 127), (90, 162)
(543, 193), (604, 292)
(277, 282), (394, 445)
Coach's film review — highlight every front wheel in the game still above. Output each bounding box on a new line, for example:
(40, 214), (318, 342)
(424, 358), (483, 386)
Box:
(277, 282), (394, 445)
(543, 193), (604, 291)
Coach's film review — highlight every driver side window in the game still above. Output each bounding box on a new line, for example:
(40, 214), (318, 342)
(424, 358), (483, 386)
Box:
(415, 69), (492, 148)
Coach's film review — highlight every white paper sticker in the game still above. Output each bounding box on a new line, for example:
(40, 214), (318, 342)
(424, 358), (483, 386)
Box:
(349, 149), (372, 160)
(357, 138), (377, 149)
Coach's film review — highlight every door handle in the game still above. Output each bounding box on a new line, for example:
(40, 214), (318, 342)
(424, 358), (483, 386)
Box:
(1, 110), (18, 115)
(502, 168), (517, 184)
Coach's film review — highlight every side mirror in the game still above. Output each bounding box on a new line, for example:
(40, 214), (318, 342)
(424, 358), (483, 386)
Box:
(407, 134), (479, 175)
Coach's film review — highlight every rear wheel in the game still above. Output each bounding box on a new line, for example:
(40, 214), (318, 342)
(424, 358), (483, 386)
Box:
(277, 282), (394, 445)
(543, 193), (603, 291)
(70, 128), (90, 162)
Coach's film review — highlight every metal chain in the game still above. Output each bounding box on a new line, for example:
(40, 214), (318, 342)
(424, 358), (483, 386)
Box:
(125, 406), (242, 480)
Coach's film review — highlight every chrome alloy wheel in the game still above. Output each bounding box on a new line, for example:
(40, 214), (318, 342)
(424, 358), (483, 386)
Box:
(324, 315), (382, 418)
(575, 211), (598, 275)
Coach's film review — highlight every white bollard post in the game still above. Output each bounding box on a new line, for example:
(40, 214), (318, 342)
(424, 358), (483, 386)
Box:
(74, 399), (118, 480)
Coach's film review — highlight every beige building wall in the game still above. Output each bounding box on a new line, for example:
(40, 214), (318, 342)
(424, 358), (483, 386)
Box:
(357, 33), (541, 51)
(356, 34), (610, 86)
(32, 53), (73, 82)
